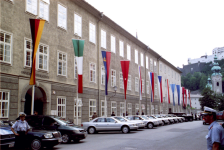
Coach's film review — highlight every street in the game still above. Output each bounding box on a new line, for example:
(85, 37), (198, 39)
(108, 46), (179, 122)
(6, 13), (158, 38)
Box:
(52, 120), (210, 150)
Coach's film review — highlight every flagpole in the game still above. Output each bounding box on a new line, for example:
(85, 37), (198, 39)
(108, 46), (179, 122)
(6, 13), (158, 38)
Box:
(31, 85), (35, 115)
(76, 81), (78, 125)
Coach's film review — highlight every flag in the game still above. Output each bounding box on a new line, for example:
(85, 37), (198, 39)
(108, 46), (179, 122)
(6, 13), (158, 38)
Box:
(189, 90), (191, 107)
(185, 89), (187, 106)
(139, 66), (142, 100)
(170, 84), (176, 106)
(148, 72), (154, 102)
(182, 87), (185, 106)
(120, 61), (130, 99)
(158, 76), (163, 103)
(167, 79), (170, 104)
(72, 39), (85, 93)
(29, 19), (45, 85)
(176, 85), (180, 106)
(101, 51), (111, 95)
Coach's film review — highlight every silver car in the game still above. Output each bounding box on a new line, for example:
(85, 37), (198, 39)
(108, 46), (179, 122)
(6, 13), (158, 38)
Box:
(81, 117), (138, 134)
(126, 116), (158, 129)
(153, 115), (170, 125)
(113, 116), (145, 128)
(146, 115), (165, 126)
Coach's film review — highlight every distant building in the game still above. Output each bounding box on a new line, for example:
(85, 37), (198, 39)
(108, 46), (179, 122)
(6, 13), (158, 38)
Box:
(179, 62), (207, 76)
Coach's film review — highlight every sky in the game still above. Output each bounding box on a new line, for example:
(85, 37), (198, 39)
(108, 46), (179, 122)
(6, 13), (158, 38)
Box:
(86, 0), (224, 68)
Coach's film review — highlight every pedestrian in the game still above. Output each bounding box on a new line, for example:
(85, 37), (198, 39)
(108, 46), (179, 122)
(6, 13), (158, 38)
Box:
(136, 110), (139, 115)
(126, 111), (128, 116)
(142, 111), (144, 115)
(203, 106), (224, 150)
(34, 110), (38, 115)
(195, 113), (197, 120)
(11, 112), (30, 149)
(111, 112), (115, 116)
(92, 112), (97, 120)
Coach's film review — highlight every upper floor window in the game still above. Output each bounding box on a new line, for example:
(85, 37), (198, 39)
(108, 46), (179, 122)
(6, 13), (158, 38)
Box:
(150, 59), (153, 71)
(160, 63), (162, 72)
(127, 45), (131, 60)
(38, 44), (48, 71)
(111, 35), (116, 53)
(24, 40), (32, 67)
(89, 23), (96, 44)
(141, 53), (144, 66)
(128, 75), (131, 91)
(154, 61), (157, 73)
(135, 50), (138, 64)
(0, 91), (9, 118)
(146, 81), (149, 94)
(74, 57), (77, 79)
(74, 14), (82, 37)
(146, 56), (148, 69)
(58, 51), (67, 76)
(58, 4), (67, 30)
(135, 77), (139, 92)
(111, 70), (116, 87)
(119, 41), (124, 57)
(120, 72), (124, 89)
(39, 0), (49, 21)
(101, 30), (106, 49)
(101, 66), (105, 85)
(26, 0), (37, 15)
(0, 31), (12, 64)
(90, 63), (96, 82)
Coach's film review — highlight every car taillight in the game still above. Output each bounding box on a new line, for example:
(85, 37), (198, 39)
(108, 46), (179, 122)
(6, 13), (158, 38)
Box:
(203, 119), (204, 120)
(81, 124), (83, 127)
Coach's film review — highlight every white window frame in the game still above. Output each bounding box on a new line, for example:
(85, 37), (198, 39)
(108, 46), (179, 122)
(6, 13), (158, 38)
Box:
(135, 50), (138, 64)
(0, 90), (10, 118)
(57, 96), (66, 118)
(111, 69), (116, 87)
(0, 30), (13, 64)
(127, 75), (131, 91)
(74, 13), (82, 37)
(141, 53), (144, 67)
(119, 72), (124, 89)
(142, 104), (145, 114)
(101, 100), (106, 117)
(111, 101), (117, 116)
(26, 0), (37, 15)
(150, 59), (153, 71)
(155, 84), (157, 97)
(127, 103), (132, 115)
(37, 43), (49, 71)
(120, 102), (125, 116)
(127, 45), (131, 60)
(147, 104), (150, 115)
(146, 81), (149, 94)
(89, 22), (96, 44)
(74, 57), (77, 79)
(57, 3), (67, 30)
(39, 0), (49, 21)
(57, 51), (67, 76)
(24, 38), (32, 67)
(119, 40), (124, 57)
(89, 99), (96, 117)
(135, 104), (139, 114)
(160, 63), (162, 72)
(101, 66), (105, 85)
(154, 61), (157, 73)
(146, 56), (148, 69)
(89, 62), (96, 83)
(74, 98), (82, 117)
(142, 79), (144, 93)
(135, 77), (139, 92)
(151, 105), (154, 115)
(101, 29), (106, 49)
(111, 35), (116, 53)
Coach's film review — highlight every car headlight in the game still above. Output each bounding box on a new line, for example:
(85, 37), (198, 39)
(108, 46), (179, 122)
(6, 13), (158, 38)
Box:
(44, 133), (53, 139)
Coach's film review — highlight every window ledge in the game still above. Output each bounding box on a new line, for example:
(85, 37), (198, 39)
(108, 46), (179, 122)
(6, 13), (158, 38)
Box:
(57, 74), (67, 78)
(57, 26), (67, 32)
(0, 61), (12, 66)
(4, 0), (14, 4)
(37, 69), (49, 74)
(74, 34), (82, 39)
(89, 41), (96, 46)
(36, 17), (49, 23)
(25, 11), (37, 17)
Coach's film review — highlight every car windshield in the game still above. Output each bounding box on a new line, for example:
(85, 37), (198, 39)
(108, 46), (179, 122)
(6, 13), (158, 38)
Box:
(141, 116), (148, 120)
(114, 117), (126, 122)
(53, 117), (79, 127)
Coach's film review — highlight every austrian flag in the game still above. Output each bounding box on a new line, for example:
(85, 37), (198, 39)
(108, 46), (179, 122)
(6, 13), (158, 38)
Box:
(157, 76), (163, 103)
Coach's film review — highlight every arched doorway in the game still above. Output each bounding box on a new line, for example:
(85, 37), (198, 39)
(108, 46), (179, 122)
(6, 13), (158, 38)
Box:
(24, 87), (46, 115)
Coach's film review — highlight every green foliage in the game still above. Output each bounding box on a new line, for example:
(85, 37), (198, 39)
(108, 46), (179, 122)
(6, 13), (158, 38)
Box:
(199, 87), (216, 110)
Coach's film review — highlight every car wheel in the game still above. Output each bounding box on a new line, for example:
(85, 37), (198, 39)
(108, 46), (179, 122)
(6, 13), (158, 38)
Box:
(30, 139), (42, 150)
(62, 134), (70, 144)
(190, 118), (193, 121)
(122, 126), (130, 133)
(88, 127), (96, 134)
(147, 123), (153, 129)
(203, 122), (205, 125)
(162, 121), (165, 126)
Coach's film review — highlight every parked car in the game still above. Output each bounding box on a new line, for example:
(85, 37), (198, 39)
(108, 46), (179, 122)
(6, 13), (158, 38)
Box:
(147, 115), (167, 125)
(153, 115), (170, 125)
(160, 114), (174, 124)
(112, 116), (145, 128)
(81, 117), (138, 134)
(23, 115), (87, 144)
(216, 111), (224, 120)
(2, 120), (62, 150)
(0, 121), (15, 149)
(169, 113), (192, 122)
(168, 114), (184, 122)
(140, 115), (163, 126)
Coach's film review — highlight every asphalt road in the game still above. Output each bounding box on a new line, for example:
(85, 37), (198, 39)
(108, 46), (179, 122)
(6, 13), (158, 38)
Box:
(51, 120), (211, 150)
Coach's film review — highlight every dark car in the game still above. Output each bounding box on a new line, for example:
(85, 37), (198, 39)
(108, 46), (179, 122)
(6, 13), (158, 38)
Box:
(4, 120), (62, 150)
(24, 115), (87, 144)
(0, 121), (15, 149)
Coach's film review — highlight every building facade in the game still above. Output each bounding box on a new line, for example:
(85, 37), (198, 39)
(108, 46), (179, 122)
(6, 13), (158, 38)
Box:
(0, 0), (182, 123)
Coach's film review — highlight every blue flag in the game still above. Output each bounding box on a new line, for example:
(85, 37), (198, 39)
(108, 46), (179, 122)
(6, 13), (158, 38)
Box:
(101, 51), (111, 95)
(170, 84), (176, 106)
(176, 85), (180, 106)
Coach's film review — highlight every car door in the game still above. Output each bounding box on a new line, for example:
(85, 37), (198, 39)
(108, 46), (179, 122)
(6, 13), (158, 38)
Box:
(42, 117), (58, 130)
(106, 118), (120, 130)
(94, 118), (106, 131)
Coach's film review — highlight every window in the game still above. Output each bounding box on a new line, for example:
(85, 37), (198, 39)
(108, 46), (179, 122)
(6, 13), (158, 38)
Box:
(142, 79), (144, 93)
(135, 104), (139, 114)
(111, 102), (117, 116)
(142, 104), (145, 114)
(120, 72), (124, 89)
(119, 41), (124, 57)
(146, 81), (149, 94)
(101, 30), (106, 49)
(160, 63), (162, 72)
(127, 45), (131, 60)
(101, 66), (105, 85)
(128, 75), (131, 91)
(58, 51), (67, 76)
(24, 39), (32, 67)
(74, 98), (82, 117)
(38, 44), (48, 71)
(154, 61), (157, 73)
(151, 105), (154, 115)
(111, 35), (116, 53)
(160, 105), (163, 114)
(89, 99), (96, 117)
(111, 70), (116, 87)
(89, 23), (96, 43)
(74, 13), (82, 37)
(26, 0), (37, 15)
(57, 4), (67, 29)
(155, 85), (157, 96)
(0, 31), (12, 64)
(0, 91), (9, 118)
(191, 68), (193, 71)
(146, 56), (148, 69)
(101, 100), (106, 116)
(217, 82), (219, 86)
(150, 59), (153, 71)
(135, 77), (139, 92)
(164, 65), (166, 73)
(127, 103), (132, 115)
(90, 63), (96, 82)
(135, 50), (138, 64)
(141, 53), (144, 66)
(74, 57), (77, 79)
(147, 104), (149, 115)
(39, 0), (49, 21)
(120, 102), (125, 116)
(57, 97), (66, 118)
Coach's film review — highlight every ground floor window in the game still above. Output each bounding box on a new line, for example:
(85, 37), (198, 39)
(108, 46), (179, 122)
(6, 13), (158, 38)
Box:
(155, 105), (158, 114)
(135, 104), (139, 115)
(160, 105), (163, 114)
(111, 102), (117, 116)
(151, 105), (154, 115)
(120, 102), (125, 116)
(89, 99), (96, 117)
(0, 91), (9, 118)
(74, 98), (82, 117)
(127, 103), (132, 115)
(147, 105), (149, 115)
(101, 100), (106, 116)
(57, 97), (66, 118)
(141, 104), (145, 115)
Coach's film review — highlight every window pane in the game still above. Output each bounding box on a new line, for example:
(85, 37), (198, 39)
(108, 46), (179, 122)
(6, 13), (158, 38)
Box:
(5, 35), (11, 43)
(0, 33), (4, 42)
(0, 44), (3, 61)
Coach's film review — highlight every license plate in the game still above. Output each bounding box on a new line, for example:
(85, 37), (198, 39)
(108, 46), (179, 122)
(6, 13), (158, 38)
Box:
(58, 138), (62, 142)
(9, 143), (14, 148)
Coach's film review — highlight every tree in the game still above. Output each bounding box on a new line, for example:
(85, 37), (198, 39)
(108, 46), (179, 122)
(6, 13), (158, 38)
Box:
(215, 94), (224, 111)
(190, 77), (197, 91)
(199, 74), (207, 91)
(199, 87), (216, 110)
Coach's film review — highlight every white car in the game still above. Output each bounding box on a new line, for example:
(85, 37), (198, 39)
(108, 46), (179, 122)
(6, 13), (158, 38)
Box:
(141, 115), (163, 126)
(112, 116), (145, 128)
(153, 115), (170, 125)
(126, 115), (159, 129)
